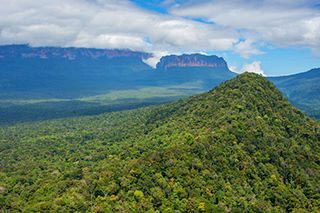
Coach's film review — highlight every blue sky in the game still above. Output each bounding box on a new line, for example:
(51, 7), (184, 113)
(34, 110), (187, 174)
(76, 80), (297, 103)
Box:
(1, 0), (319, 76)
(131, 0), (169, 14)
(212, 47), (320, 76)
(131, 0), (320, 76)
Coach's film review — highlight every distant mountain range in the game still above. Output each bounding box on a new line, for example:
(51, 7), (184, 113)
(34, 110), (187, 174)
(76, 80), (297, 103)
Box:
(270, 68), (320, 119)
(0, 45), (234, 98)
(0, 44), (319, 120)
(0, 45), (153, 99)
(0, 44), (151, 60)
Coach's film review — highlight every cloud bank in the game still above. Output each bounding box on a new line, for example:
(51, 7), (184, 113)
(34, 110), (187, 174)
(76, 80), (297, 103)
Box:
(0, 0), (319, 62)
(0, 0), (237, 53)
(240, 61), (265, 76)
(171, 0), (320, 54)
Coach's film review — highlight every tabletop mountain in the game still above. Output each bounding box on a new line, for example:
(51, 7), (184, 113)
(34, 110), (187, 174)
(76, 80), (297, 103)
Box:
(0, 73), (319, 212)
(0, 45), (235, 100)
(156, 54), (228, 70)
(153, 53), (235, 90)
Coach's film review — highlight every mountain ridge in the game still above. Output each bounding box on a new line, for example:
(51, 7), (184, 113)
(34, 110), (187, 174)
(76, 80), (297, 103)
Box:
(0, 45), (234, 99)
(270, 68), (320, 119)
(0, 44), (319, 123)
(0, 44), (151, 60)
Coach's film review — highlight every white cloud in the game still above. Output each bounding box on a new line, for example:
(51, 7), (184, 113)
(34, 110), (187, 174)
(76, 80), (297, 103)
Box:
(143, 51), (169, 68)
(0, 0), (319, 64)
(0, 0), (238, 58)
(229, 65), (237, 72)
(171, 0), (320, 53)
(234, 39), (263, 58)
(240, 61), (265, 76)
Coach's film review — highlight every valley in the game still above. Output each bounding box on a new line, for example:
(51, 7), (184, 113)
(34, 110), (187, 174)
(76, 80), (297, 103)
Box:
(0, 45), (319, 124)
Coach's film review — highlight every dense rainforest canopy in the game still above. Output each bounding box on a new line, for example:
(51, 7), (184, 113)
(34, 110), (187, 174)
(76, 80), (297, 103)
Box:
(0, 73), (319, 212)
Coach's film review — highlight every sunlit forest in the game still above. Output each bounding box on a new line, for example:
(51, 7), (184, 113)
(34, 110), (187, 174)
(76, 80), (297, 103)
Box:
(1, 73), (319, 212)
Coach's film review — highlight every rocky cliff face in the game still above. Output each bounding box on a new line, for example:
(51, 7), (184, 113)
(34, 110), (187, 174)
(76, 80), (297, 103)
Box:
(156, 54), (228, 70)
(0, 45), (151, 60)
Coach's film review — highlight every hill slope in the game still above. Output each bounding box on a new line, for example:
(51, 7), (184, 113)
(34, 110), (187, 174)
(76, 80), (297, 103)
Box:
(270, 68), (320, 119)
(0, 73), (319, 212)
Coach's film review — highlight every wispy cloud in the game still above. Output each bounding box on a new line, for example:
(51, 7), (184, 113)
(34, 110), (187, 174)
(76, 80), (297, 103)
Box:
(171, 0), (320, 54)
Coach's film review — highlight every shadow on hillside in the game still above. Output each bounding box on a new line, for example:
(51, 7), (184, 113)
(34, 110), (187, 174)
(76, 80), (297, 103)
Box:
(0, 97), (180, 125)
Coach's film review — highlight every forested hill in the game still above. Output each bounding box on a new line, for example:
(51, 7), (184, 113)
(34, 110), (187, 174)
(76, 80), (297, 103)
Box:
(0, 73), (319, 212)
